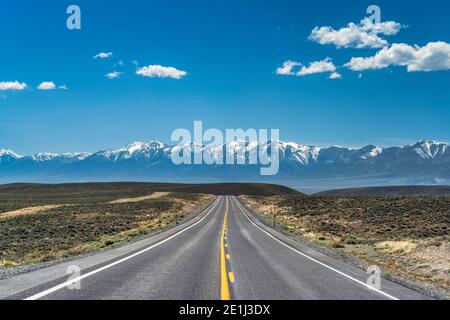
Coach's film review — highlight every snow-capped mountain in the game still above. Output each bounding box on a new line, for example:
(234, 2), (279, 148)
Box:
(91, 141), (166, 161)
(0, 149), (22, 158)
(0, 149), (22, 164)
(410, 140), (448, 159)
(30, 152), (91, 162)
(1, 140), (449, 188)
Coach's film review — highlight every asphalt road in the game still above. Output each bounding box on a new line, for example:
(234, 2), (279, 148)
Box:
(1, 196), (429, 300)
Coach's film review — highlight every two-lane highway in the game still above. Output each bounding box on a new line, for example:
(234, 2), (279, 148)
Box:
(1, 196), (429, 300)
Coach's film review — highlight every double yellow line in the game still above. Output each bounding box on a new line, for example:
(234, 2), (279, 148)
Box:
(220, 196), (231, 300)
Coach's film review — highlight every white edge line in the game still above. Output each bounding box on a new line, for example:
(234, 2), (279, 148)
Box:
(24, 197), (222, 300)
(232, 196), (399, 301)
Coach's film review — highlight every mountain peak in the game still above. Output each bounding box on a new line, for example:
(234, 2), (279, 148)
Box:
(416, 139), (447, 146)
(0, 149), (22, 159)
(64, 152), (92, 160)
(30, 152), (92, 162)
(31, 152), (59, 161)
(124, 141), (147, 154)
(411, 140), (448, 159)
(124, 141), (166, 153)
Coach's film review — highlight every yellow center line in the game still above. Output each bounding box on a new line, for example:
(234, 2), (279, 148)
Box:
(220, 196), (231, 300)
(228, 272), (235, 284)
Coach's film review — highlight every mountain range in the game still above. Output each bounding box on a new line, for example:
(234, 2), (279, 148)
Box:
(1, 140), (449, 192)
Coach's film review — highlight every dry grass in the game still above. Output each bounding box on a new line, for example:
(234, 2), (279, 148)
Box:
(0, 205), (65, 220)
(374, 241), (417, 254)
(240, 194), (450, 296)
(109, 192), (172, 204)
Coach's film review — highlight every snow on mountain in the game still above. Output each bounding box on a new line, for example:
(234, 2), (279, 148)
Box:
(2, 140), (449, 165)
(92, 141), (168, 161)
(1, 140), (449, 185)
(277, 141), (321, 165)
(31, 152), (60, 161)
(360, 146), (383, 160)
(30, 152), (92, 162)
(410, 140), (448, 159)
(4, 140), (450, 164)
(0, 149), (22, 159)
(0, 149), (22, 164)
(65, 152), (92, 161)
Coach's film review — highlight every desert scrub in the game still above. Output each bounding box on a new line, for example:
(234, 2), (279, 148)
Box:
(0, 190), (214, 266)
(240, 194), (450, 295)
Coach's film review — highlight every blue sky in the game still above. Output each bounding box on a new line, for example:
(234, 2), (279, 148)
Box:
(1, 0), (450, 154)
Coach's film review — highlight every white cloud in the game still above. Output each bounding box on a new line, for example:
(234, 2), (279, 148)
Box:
(0, 81), (27, 91)
(37, 82), (56, 90)
(298, 58), (336, 76)
(345, 41), (450, 72)
(105, 71), (122, 79)
(276, 60), (301, 75)
(94, 52), (113, 59)
(329, 72), (342, 79)
(360, 18), (403, 36)
(276, 58), (337, 77)
(136, 65), (187, 79)
(59, 85), (68, 90)
(309, 18), (403, 49)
